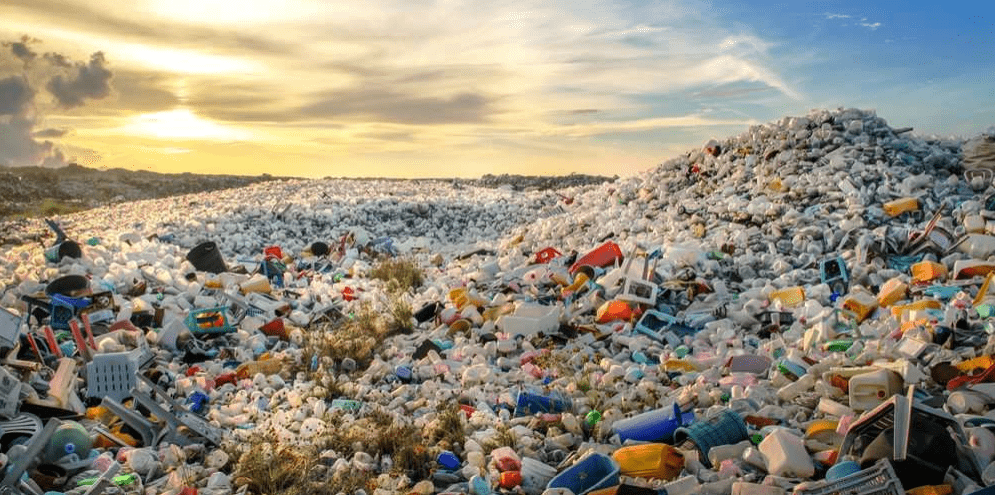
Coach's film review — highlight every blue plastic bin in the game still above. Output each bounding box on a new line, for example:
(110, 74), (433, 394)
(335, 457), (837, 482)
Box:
(545, 452), (620, 495)
(613, 402), (695, 443)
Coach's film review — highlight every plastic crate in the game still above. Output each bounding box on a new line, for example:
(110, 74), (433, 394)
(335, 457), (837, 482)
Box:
(794, 458), (904, 495)
(0, 307), (21, 350)
(86, 345), (152, 402)
(0, 366), (22, 419)
(184, 307), (234, 335)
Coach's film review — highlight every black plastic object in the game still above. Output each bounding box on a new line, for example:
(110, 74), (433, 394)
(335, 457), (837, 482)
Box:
(186, 242), (227, 274)
(414, 302), (442, 324)
(310, 241), (330, 257)
(45, 274), (89, 297)
(56, 241), (82, 260)
(412, 340), (442, 360)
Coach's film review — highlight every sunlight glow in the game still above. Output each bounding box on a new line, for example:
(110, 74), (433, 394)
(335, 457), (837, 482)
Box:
(121, 109), (251, 141)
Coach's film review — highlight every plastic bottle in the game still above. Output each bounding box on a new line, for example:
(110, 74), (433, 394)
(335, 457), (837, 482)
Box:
(758, 428), (814, 478)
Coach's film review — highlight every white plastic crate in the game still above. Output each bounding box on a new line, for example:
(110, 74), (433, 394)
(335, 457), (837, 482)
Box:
(86, 344), (152, 402)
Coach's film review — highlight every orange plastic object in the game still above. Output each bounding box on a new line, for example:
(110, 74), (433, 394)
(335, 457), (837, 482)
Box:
(498, 471), (522, 489)
(612, 443), (684, 480)
(769, 286), (805, 308)
(911, 260), (947, 283)
(259, 318), (288, 340)
(906, 485), (952, 495)
(235, 358), (284, 379)
(883, 197), (919, 217)
(563, 272), (590, 294)
(596, 300), (634, 323)
(570, 241), (624, 274)
(264, 246), (283, 259)
(877, 278), (908, 307)
(891, 299), (942, 319)
(664, 360), (701, 373)
(842, 291), (878, 322)
(534, 247), (562, 264)
(954, 355), (995, 373)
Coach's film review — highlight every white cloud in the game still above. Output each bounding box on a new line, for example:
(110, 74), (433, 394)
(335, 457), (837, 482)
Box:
(860, 22), (882, 30)
(823, 13), (851, 20)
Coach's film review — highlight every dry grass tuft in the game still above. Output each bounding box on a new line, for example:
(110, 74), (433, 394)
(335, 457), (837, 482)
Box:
(371, 257), (424, 293)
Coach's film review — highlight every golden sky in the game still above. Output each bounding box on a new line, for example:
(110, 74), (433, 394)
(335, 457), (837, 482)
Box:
(2, 0), (991, 178)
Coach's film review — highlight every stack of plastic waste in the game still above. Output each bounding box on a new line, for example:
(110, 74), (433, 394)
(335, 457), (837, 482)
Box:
(0, 108), (994, 495)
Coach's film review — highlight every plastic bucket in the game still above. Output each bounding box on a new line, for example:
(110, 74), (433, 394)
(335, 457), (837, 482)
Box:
(45, 275), (90, 297)
(44, 241), (82, 263)
(186, 241), (227, 274)
(545, 452), (620, 495)
(613, 403), (694, 443)
(673, 409), (748, 467)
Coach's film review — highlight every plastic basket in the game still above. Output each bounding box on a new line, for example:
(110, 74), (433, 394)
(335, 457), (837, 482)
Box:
(184, 307), (234, 335)
(86, 352), (137, 402)
(794, 458), (904, 495)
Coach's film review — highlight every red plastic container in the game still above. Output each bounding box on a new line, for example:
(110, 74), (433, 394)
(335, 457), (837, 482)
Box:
(570, 241), (623, 274)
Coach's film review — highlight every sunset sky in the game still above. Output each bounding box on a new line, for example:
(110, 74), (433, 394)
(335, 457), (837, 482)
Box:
(1, 0), (992, 178)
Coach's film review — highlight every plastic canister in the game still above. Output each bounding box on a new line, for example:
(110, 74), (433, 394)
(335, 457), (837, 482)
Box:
(758, 428), (814, 478)
(515, 388), (571, 417)
(662, 475), (700, 495)
(769, 286), (805, 308)
(883, 197), (919, 217)
(959, 234), (995, 259)
(612, 403), (694, 443)
(520, 458), (556, 495)
(911, 261), (947, 283)
(612, 443), (683, 480)
(842, 289), (878, 323)
(848, 369), (903, 411)
(877, 277), (908, 307)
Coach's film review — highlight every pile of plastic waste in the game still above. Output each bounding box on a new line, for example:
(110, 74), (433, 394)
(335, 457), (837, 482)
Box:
(1, 107), (994, 495)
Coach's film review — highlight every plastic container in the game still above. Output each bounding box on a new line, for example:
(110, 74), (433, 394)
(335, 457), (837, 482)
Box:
(612, 443), (683, 480)
(883, 197), (919, 217)
(959, 234), (995, 259)
(545, 452), (620, 495)
(186, 241), (227, 274)
(848, 369), (903, 411)
(569, 241), (623, 274)
(515, 388), (572, 417)
(758, 428), (815, 478)
(842, 290), (878, 323)
(499, 303), (560, 337)
(673, 410), (749, 467)
(877, 277), (908, 307)
(794, 458), (903, 495)
(521, 458), (557, 495)
(911, 260), (947, 283)
(769, 286), (805, 308)
(612, 403), (694, 443)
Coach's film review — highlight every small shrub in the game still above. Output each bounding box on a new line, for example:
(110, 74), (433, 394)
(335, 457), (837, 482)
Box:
(371, 258), (424, 293)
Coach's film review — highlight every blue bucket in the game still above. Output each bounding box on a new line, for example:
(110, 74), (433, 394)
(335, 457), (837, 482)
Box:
(613, 402), (694, 443)
(545, 452), (619, 495)
(673, 409), (748, 467)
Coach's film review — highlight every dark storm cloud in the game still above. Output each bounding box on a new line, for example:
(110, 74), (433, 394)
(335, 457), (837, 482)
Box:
(301, 88), (494, 125)
(5, 36), (38, 64)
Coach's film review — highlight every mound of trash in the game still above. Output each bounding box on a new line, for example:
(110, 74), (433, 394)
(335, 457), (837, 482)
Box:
(1, 107), (995, 495)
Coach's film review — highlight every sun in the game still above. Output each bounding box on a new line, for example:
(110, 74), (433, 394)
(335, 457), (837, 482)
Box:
(121, 108), (251, 141)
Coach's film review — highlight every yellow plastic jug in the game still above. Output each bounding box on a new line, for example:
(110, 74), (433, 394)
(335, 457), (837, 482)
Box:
(612, 443), (684, 480)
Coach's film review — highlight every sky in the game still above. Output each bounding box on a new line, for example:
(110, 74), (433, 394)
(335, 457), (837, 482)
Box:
(0, 0), (992, 178)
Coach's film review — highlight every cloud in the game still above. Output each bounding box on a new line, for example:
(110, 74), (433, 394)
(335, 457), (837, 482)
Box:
(301, 88), (495, 125)
(0, 36), (114, 167)
(33, 127), (67, 137)
(0, 75), (34, 115)
(46, 51), (113, 108)
(860, 22), (882, 30)
(823, 13), (851, 20)
(2, 35), (38, 65)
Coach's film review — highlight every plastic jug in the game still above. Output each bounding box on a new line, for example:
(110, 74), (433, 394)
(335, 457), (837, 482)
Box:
(612, 443), (683, 480)
(545, 452), (620, 495)
(520, 457), (557, 495)
(842, 289), (878, 322)
(911, 260), (947, 283)
(877, 277), (908, 307)
(612, 403), (694, 443)
(769, 286), (805, 308)
(758, 428), (814, 478)
(848, 369), (903, 411)
(883, 197), (919, 217)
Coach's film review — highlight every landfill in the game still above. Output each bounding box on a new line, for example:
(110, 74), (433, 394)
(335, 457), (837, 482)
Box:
(1, 107), (995, 495)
